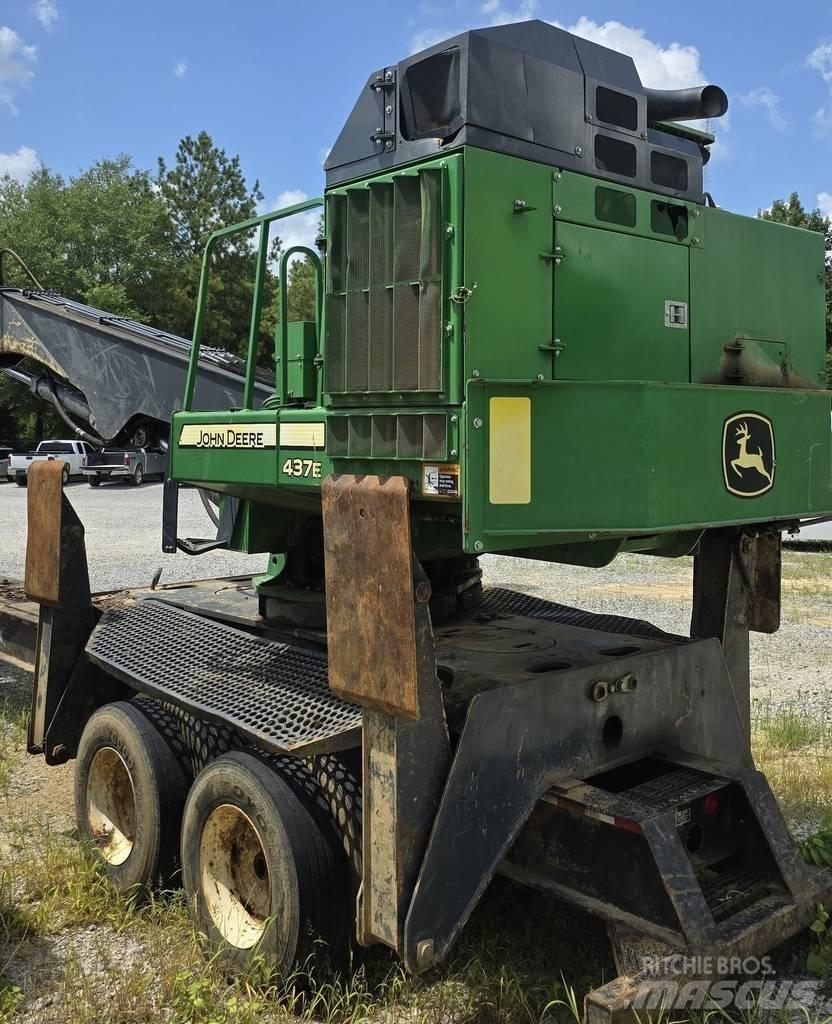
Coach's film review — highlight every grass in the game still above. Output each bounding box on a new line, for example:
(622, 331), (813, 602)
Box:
(0, 809), (606, 1024)
(752, 698), (832, 828)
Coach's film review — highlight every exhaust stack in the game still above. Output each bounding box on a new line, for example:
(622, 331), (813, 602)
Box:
(644, 84), (728, 123)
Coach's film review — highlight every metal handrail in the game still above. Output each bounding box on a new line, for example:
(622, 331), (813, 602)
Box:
(277, 245), (323, 404)
(0, 248), (44, 290)
(183, 198), (324, 411)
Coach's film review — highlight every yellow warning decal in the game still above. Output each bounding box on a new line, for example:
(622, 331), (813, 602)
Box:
(179, 424), (277, 449)
(279, 422), (326, 449)
(488, 397), (531, 505)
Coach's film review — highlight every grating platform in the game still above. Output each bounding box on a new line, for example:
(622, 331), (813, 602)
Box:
(86, 598), (362, 756)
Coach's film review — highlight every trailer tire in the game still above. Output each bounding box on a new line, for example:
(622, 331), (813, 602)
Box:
(181, 750), (351, 975)
(131, 464), (143, 487)
(75, 701), (189, 893)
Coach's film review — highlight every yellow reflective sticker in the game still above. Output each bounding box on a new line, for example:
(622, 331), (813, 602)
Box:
(279, 422), (326, 449)
(488, 397), (531, 504)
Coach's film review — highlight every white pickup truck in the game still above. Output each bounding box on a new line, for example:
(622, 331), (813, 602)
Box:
(7, 439), (96, 486)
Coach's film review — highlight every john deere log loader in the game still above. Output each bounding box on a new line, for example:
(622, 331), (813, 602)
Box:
(4, 20), (832, 1019)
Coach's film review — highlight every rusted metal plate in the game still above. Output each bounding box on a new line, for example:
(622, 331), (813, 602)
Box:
(25, 460), (65, 607)
(322, 474), (419, 718)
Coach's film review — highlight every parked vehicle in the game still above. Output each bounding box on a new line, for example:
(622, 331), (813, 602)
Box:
(0, 447), (12, 482)
(83, 447), (167, 487)
(7, 439), (95, 486)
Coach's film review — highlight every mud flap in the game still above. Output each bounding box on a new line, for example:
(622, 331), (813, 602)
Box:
(26, 461), (99, 762)
(321, 474), (451, 954)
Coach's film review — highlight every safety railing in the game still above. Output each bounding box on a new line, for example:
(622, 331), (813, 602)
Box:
(0, 248), (44, 290)
(183, 198), (324, 411)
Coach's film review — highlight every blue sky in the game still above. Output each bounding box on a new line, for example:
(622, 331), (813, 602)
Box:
(2, 0), (832, 251)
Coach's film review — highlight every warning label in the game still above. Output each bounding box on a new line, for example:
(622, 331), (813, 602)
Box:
(422, 463), (460, 499)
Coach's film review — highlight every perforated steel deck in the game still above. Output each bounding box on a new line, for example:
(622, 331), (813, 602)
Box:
(480, 587), (686, 644)
(86, 598), (361, 755)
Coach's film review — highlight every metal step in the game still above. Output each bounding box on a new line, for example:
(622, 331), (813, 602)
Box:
(86, 598), (362, 755)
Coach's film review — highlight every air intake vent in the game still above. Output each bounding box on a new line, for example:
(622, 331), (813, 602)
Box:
(327, 414), (446, 460)
(325, 167), (444, 395)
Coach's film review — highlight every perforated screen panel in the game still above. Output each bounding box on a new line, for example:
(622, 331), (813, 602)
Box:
(325, 166), (445, 395)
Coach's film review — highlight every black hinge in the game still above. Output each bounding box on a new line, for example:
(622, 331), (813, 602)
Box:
(369, 67), (397, 153)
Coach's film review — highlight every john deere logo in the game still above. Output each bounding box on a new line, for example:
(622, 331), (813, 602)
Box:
(722, 413), (775, 498)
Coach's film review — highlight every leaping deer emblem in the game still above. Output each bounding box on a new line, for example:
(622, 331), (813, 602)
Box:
(730, 422), (772, 485)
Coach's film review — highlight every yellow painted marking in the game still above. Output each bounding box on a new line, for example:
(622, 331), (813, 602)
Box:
(279, 422), (326, 449)
(489, 397), (531, 505)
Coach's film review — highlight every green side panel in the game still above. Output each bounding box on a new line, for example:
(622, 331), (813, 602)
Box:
(690, 209), (827, 387)
(170, 409), (280, 487)
(462, 148), (553, 381)
(553, 220), (689, 381)
(285, 321), (318, 402)
(552, 169), (699, 246)
(463, 379), (832, 554)
(170, 407), (331, 494)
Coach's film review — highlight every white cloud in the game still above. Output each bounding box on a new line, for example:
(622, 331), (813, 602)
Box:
(808, 42), (832, 83)
(0, 144), (38, 182)
(480, 0), (538, 26)
(411, 0), (537, 52)
(552, 17), (706, 91)
(173, 60), (187, 79)
(265, 189), (320, 259)
(818, 191), (832, 219)
(0, 26), (36, 114)
(739, 87), (788, 131)
(31, 1), (58, 31)
(807, 40), (832, 137)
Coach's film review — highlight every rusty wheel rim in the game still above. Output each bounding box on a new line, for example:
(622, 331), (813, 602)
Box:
(199, 804), (271, 949)
(87, 747), (137, 866)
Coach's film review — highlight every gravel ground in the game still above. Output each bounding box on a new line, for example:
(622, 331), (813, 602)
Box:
(0, 478), (266, 591)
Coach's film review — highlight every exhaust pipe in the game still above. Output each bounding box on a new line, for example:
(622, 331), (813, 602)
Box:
(644, 84), (728, 123)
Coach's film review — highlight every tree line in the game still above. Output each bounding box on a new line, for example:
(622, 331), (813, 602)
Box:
(0, 131), (317, 444)
(0, 139), (830, 446)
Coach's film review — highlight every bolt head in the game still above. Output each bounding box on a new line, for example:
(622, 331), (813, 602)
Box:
(450, 449), (458, 457)
(385, 70), (393, 80)
(574, 146), (582, 156)
(474, 541), (484, 553)
(473, 417), (483, 429)
(385, 141), (394, 151)
(450, 414), (458, 423)
(692, 237), (700, 246)
(385, 105), (393, 114)
(472, 369), (480, 379)
(416, 939), (435, 970)
(536, 374), (544, 381)
(554, 205), (562, 215)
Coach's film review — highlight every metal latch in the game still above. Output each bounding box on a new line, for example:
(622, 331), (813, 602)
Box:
(539, 339), (565, 358)
(540, 247), (566, 266)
